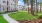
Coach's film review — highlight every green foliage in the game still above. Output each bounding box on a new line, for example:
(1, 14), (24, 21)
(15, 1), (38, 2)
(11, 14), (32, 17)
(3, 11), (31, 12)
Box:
(40, 3), (42, 5)
(39, 15), (42, 19)
(9, 12), (38, 20)
(23, 0), (35, 4)
(23, 0), (28, 4)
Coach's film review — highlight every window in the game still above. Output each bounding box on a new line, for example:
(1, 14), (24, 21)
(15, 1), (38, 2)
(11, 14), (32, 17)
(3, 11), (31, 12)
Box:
(0, 5), (1, 8)
(3, 1), (6, 3)
(3, 6), (5, 10)
(7, 1), (8, 5)
(11, 4), (12, 5)
(13, 0), (14, 1)
(13, 5), (14, 6)
(0, 5), (1, 11)
(3, 5), (6, 11)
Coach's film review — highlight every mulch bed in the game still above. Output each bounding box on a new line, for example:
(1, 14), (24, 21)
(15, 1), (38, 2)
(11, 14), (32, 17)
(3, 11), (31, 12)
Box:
(17, 19), (42, 23)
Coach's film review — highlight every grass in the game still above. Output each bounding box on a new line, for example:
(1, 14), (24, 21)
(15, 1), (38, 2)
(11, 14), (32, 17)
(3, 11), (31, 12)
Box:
(37, 12), (42, 16)
(0, 15), (8, 23)
(9, 12), (39, 20)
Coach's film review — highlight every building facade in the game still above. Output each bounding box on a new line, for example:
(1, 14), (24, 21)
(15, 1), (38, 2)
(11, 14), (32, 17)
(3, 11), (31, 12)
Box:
(0, 0), (18, 12)
(0, 0), (7, 12)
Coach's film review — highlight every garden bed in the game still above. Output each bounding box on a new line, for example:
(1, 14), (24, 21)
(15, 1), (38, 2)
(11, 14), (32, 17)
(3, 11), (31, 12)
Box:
(18, 15), (42, 23)
(18, 19), (42, 23)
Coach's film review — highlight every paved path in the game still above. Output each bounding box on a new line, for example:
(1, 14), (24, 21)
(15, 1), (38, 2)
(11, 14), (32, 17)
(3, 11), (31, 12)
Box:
(2, 14), (19, 23)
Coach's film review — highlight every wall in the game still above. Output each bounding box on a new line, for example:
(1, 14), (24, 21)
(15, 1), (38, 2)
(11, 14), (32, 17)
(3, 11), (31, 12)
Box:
(0, 0), (7, 12)
(0, 0), (18, 12)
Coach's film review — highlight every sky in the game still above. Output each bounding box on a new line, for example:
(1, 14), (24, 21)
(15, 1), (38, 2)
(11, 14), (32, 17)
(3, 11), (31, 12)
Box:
(18, 0), (41, 6)
(37, 0), (40, 2)
(18, 0), (24, 6)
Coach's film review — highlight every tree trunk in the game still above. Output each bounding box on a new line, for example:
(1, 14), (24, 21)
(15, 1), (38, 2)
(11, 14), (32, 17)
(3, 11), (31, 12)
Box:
(36, 0), (38, 13)
(28, 3), (29, 13)
(31, 0), (34, 15)
(40, 4), (41, 12)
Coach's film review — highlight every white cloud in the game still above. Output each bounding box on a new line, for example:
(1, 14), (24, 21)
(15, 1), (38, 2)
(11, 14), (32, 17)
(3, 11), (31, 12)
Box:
(18, 1), (24, 5)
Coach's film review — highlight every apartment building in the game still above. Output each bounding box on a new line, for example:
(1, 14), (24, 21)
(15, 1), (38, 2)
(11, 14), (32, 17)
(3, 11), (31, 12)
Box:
(7, 0), (18, 11)
(0, 0), (18, 12)
(0, 0), (7, 12)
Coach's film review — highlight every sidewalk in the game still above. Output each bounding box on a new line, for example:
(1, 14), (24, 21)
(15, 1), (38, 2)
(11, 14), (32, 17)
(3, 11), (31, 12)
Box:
(2, 14), (19, 23)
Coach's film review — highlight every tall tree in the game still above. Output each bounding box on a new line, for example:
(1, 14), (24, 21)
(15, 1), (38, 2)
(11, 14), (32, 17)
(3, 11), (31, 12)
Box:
(40, 0), (42, 12)
(40, 3), (41, 12)
(40, 3), (42, 12)
(28, 0), (30, 13)
(23, 0), (29, 13)
(36, 0), (38, 13)
(23, 0), (35, 15)
(30, 0), (35, 15)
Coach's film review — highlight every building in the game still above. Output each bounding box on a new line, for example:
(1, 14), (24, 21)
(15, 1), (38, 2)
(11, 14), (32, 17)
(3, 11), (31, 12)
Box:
(0, 0), (7, 12)
(0, 0), (18, 12)
(7, 0), (18, 11)
(18, 5), (24, 11)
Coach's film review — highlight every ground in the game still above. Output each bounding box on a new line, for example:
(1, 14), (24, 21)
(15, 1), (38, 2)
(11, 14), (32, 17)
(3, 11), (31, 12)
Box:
(0, 14), (8, 23)
(8, 11), (42, 23)
(8, 11), (39, 20)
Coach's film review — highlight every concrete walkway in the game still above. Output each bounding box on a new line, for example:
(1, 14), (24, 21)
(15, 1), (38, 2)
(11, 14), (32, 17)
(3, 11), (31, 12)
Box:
(2, 14), (19, 23)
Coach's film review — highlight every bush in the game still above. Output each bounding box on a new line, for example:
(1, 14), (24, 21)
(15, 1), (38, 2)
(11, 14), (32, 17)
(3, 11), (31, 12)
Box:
(39, 15), (42, 19)
(0, 12), (2, 14)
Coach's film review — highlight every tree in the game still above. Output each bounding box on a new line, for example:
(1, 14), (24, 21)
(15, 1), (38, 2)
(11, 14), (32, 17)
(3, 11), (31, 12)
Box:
(28, 0), (30, 13)
(23, 0), (35, 15)
(40, 0), (42, 12)
(23, 0), (29, 13)
(30, 0), (35, 15)
(36, 0), (38, 13)
(40, 3), (41, 12)
(40, 3), (42, 12)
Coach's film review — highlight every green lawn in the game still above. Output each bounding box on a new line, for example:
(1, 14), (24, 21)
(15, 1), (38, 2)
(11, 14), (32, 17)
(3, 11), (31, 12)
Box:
(37, 12), (42, 16)
(8, 12), (39, 20)
(0, 15), (8, 23)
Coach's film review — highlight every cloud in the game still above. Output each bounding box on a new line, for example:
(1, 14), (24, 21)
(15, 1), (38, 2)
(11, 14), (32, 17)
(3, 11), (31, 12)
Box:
(18, 1), (24, 5)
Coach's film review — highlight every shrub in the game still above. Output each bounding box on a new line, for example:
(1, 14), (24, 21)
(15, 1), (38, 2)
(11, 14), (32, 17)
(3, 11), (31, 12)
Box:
(39, 15), (42, 19)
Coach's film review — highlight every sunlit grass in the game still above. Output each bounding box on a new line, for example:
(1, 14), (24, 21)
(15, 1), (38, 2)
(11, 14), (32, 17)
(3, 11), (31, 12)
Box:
(9, 12), (39, 20)
(0, 15), (8, 23)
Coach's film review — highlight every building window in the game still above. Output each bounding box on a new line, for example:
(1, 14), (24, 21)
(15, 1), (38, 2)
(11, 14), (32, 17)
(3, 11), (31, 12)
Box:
(3, 6), (5, 11)
(3, 1), (6, 3)
(0, 5), (1, 8)
(13, 0), (14, 1)
(3, 5), (6, 11)
(13, 5), (14, 6)
(11, 4), (13, 5)
(11, 4), (12, 5)
(7, 1), (8, 5)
